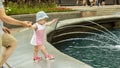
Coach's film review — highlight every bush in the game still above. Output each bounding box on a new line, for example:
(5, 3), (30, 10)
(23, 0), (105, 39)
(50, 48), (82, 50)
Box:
(5, 2), (73, 15)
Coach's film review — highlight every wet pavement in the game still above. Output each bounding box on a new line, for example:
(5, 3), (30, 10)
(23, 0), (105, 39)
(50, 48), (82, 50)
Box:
(5, 29), (92, 68)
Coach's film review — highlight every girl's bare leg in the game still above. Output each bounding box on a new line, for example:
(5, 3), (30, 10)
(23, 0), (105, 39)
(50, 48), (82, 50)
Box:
(38, 45), (48, 56)
(38, 45), (55, 60)
(33, 46), (42, 62)
(34, 46), (39, 57)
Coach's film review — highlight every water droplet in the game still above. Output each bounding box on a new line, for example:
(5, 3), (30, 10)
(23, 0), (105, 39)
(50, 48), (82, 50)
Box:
(72, 41), (76, 44)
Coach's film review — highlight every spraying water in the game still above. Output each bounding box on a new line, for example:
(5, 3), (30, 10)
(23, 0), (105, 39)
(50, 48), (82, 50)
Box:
(86, 20), (120, 43)
(53, 37), (113, 46)
(54, 31), (118, 44)
(56, 25), (120, 44)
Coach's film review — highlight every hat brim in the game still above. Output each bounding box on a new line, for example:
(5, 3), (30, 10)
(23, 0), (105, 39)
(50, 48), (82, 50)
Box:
(36, 16), (49, 21)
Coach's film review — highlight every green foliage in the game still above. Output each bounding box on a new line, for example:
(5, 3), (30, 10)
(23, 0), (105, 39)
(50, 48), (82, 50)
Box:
(5, 2), (73, 15)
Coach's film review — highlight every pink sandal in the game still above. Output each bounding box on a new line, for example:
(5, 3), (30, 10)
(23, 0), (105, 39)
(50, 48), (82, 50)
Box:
(45, 54), (55, 60)
(33, 56), (41, 62)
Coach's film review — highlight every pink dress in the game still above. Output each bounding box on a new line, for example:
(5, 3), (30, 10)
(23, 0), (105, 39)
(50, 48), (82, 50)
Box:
(30, 23), (45, 46)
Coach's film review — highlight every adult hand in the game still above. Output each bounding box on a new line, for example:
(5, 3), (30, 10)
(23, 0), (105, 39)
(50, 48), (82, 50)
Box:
(22, 21), (32, 27)
(2, 26), (11, 34)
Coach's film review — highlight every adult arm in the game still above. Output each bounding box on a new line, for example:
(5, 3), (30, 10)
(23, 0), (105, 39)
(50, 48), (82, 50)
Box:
(0, 8), (31, 27)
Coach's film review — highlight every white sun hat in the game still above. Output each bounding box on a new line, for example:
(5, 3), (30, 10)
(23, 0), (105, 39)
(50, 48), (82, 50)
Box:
(36, 11), (49, 21)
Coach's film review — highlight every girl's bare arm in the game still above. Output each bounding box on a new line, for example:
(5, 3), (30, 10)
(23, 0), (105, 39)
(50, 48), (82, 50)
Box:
(46, 18), (58, 26)
(31, 24), (37, 31)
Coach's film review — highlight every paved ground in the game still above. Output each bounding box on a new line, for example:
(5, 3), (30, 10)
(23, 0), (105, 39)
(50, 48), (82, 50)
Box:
(4, 28), (92, 68)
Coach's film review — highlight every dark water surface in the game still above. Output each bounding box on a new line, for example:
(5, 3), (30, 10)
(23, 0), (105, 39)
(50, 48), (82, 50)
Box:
(53, 29), (120, 68)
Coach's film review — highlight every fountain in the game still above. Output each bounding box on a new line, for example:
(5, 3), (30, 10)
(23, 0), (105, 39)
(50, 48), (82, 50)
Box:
(50, 20), (120, 45)
(47, 15), (120, 68)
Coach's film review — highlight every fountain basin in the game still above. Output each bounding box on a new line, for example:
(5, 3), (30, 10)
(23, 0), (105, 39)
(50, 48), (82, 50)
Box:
(47, 15), (120, 68)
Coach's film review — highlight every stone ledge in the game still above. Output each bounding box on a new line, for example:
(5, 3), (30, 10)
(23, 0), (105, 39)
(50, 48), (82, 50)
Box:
(57, 15), (120, 28)
(5, 11), (81, 28)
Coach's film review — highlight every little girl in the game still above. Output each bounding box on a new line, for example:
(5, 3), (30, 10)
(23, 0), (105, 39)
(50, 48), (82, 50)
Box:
(30, 11), (57, 62)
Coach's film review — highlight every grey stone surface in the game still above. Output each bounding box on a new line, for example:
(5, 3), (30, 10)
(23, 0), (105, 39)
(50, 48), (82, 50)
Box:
(7, 28), (92, 68)
(57, 15), (120, 28)
(5, 11), (81, 28)
(10, 11), (81, 22)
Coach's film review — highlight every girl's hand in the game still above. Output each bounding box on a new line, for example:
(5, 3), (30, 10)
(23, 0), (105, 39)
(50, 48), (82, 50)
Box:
(46, 18), (59, 26)
(53, 18), (58, 22)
